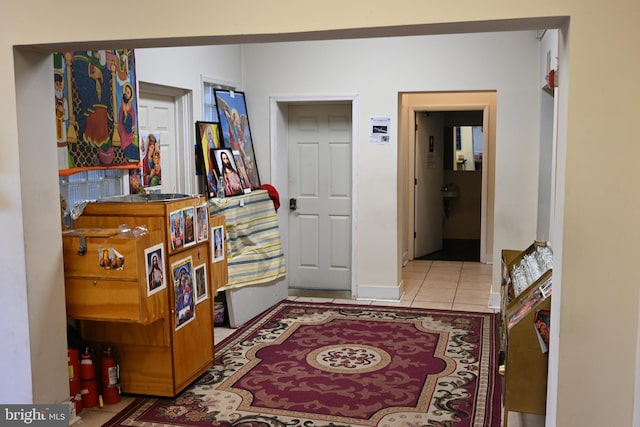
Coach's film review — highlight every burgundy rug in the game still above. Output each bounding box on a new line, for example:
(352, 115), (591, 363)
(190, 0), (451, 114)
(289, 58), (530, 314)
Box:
(105, 300), (502, 426)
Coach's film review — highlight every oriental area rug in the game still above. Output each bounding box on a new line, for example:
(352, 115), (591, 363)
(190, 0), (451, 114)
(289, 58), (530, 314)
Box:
(105, 300), (502, 427)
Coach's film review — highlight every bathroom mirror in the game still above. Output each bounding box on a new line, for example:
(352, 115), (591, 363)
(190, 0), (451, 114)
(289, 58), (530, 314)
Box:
(442, 110), (484, 172)
(452, 126), (483, 171)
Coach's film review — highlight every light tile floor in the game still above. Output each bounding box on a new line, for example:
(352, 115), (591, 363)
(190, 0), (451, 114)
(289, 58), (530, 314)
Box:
(75, 260), (543, 427)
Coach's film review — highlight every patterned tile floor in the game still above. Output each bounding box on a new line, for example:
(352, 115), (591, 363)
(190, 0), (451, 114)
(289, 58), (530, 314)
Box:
(74, 260), (543, 427)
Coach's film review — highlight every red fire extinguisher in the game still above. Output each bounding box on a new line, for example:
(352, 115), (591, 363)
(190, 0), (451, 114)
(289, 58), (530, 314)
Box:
(79, 348), (98, 408)
(100, 347), (121, 405)
(67, 348), (82, 415)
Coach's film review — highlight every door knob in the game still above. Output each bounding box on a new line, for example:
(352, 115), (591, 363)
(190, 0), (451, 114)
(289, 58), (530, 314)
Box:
(289, 198), (297, 211)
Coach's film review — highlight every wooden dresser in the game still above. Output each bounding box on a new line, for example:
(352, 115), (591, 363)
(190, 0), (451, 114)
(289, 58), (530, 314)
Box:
(63, 194), (227, 397)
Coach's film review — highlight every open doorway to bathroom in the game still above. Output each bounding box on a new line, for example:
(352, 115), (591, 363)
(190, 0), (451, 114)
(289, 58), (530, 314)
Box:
(402, 90), (496, 265)
(414, 111), (483, 262)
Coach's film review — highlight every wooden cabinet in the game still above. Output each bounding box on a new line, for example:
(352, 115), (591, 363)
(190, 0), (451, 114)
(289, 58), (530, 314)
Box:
(500, 243), (552, 427)
(64, 195), (226, 397)
(63, 228), (166, 324)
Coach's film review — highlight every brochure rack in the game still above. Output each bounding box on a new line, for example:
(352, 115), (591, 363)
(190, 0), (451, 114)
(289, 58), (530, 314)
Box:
(500, 242), (552, 426)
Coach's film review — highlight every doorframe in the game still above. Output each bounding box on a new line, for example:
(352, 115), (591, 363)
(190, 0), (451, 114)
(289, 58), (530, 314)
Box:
(269, 95), (359, 297)
(139, 81), (194, 194)
(404, 93), (495, 264)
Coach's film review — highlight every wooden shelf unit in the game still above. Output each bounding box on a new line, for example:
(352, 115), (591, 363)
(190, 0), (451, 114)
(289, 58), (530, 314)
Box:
(64, 195), (227, 397)
(500, 243), (552, 427)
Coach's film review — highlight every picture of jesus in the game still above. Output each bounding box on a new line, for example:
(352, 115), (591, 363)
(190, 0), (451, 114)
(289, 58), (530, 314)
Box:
(212, 225), (225, 263)
(145, 243), (166, 296)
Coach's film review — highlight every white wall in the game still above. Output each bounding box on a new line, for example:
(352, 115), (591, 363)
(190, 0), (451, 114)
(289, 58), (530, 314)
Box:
(11, 48), (65, 405)
(537, 29), (558, 244)
(135, 45), (242, 193)
(241, 31), (541, 297)
(135, 44), (242, 118)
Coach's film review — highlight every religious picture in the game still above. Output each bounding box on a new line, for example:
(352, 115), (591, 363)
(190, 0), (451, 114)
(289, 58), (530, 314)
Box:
(170, 210), (184, 251)
(183, 207), (196, 247)
(140, 131), (162, 190)
(98, 246), (125, 270)
(212, 225), (225, 263)
(213, 89), (261, 190)
(129, 168), (143, 194)
(144, 243), (166, 296)
(172, 257), (195, 330)
(195, 121), (222, 198)
(196, 204), (209, 243)
(213, 148), (246, 197)
(194, 263), (208, 304)
(53, 50), (139, 171)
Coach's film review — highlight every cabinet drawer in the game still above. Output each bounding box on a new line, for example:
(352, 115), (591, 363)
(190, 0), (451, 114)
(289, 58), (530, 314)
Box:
(65, 277), (143, 322)
(63, 229), (145, 280)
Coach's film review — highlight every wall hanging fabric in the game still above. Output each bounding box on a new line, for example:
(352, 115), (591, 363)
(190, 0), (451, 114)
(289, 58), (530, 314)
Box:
(54, 49), (139, 172)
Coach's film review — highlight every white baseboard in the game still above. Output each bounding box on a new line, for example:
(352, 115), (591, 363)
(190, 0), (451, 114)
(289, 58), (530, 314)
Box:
(356, 280), (404, 301)
(488, 291), (501, 310)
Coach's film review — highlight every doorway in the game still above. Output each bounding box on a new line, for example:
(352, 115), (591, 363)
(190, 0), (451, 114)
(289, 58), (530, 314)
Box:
(270, 95), (359, 296)
(138, 82), (194, 195)
(401, 91), (496, 265)
(287, 103), (352, 291)
(414, 111), (484, 262)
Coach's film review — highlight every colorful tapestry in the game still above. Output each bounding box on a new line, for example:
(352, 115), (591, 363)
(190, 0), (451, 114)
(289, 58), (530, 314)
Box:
(54, 50), (139, 170)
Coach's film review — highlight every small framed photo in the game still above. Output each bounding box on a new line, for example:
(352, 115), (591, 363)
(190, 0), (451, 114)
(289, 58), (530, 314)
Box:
(213, 148), (247, 197)
(211, 225), (225, 263)
(183, 207), (196, 248)
(144, 243), (166, 296)
(196, 204), (209, 243)
(171, 256), (195, 330)
(194, 263), (208, 304)
(169, 210), (184, 251)
(194, 121), (223, 198)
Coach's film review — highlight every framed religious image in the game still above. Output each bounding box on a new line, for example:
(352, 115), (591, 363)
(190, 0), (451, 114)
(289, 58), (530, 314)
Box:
(195, 121), (223, 198)
(211, 225), (225, 263)
(231, 150), (252, 194)
(196, 204), (209, 243)
(213, 148), (247, 197)
(169, 210), (184, 251)
(171, 256), (195, 330)
(144, 243), (166, 297)
(140, 131), (162, 190)
(213, 89), (261, 190)
(194, 263), (208, 304)
(182, 207), (196, 248)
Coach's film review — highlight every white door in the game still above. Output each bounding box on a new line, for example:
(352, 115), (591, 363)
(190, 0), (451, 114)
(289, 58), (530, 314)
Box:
(288, 103), (351, 290)
(414, 111), (444, 258)
(138, 92), (178, 193)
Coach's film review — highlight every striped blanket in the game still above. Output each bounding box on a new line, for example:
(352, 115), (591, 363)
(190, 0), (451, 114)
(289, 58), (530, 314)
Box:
(208, 190), (286, 290)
